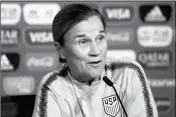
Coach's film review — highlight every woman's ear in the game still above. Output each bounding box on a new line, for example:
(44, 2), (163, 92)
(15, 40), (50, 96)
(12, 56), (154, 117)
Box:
(54, 42), (66, 60)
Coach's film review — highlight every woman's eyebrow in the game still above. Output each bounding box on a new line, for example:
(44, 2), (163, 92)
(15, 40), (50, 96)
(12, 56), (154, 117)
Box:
(74, 34), (86, 40)
(74, 30), (105, 39)
(99, 30), (105, 33)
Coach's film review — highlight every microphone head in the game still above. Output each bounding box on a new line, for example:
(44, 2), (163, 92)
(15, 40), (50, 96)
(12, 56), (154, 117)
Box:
(103, 76), (113, 86)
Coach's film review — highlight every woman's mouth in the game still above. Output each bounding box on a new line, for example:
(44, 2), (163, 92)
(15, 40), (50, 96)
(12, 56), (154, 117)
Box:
(88, 60), (102, 67)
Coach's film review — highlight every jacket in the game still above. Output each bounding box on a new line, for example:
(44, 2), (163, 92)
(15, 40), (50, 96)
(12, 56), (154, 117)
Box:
(32, 60), (158, 117)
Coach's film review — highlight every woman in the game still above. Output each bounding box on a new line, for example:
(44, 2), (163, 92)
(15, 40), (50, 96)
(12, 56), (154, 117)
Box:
(32, 4), (158, 117)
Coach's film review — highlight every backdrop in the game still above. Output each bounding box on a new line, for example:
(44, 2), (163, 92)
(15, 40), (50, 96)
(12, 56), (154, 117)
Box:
(1, 1), (175, 117)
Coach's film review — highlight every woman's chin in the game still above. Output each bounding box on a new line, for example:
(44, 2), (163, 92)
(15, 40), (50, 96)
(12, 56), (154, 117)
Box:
(87, 70), (102, 80)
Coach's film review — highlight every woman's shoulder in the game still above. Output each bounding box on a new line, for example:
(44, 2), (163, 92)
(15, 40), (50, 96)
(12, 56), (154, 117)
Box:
(105, 59), (144, 72)
(39, 70), (59, 87)
(39, 66), (69, 89)
(105, 60), (147, 90)
(36, 66), (73, 98)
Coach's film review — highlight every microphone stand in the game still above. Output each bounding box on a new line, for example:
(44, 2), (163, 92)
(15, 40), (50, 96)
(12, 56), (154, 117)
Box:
(103, 76), (128, 117)
(112, 85), (128, 117)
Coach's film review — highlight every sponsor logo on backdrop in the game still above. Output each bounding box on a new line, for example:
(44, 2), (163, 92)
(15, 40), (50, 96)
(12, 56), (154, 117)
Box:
(25, 53), (58, 71)
(3, 76), (35, 95)
(1, 53), (20, 72)
(140, 5), (171, 23)
(103, 6), (132, 21)
(148, 79), (175, 88)
(155, 98), (171, 112)
(137, 51), (172, 68)
(26, 29), (53, 45)
(106, 50), (136, 61)
(1, 3), (21, 25)
(137, 26), (173, 47)
(23, 3), (60, 25)
(106, 28), (134, 46)
(1, 103), (18, 117)
(1, 28), (19, 45)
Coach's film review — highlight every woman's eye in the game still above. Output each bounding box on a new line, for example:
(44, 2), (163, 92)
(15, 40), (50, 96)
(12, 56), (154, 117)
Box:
(78, 39), (90, 46)
(97, 35), (105, 42)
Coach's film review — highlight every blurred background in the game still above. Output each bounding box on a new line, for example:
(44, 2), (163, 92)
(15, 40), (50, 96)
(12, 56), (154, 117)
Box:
(1, 1), (175, 117)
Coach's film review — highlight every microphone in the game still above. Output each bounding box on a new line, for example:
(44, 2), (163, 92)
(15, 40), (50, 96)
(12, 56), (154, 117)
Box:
(103, 76), (128, 117)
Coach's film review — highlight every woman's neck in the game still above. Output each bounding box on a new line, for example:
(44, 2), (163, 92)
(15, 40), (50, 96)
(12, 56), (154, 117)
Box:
(67, 68), (100, 86)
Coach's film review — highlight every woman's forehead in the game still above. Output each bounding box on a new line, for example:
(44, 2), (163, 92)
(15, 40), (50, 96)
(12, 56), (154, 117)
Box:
(65, 16), (104, 38)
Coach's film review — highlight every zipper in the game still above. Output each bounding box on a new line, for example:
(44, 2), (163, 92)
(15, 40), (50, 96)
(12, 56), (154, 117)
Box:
(88, 86), (92, 117)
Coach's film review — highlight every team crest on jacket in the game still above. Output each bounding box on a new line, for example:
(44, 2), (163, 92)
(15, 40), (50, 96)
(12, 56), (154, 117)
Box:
(102, 95), (120, 116)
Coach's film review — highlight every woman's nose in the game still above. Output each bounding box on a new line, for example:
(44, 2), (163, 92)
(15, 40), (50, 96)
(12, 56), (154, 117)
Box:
(89, 42), (100, 56)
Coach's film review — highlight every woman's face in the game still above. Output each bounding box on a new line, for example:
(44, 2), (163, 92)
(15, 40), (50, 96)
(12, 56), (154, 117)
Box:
(62, 16), (107, 83)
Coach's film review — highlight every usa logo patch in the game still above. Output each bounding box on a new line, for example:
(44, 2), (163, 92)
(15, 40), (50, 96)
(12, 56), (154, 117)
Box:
(102, 95), (120, 116)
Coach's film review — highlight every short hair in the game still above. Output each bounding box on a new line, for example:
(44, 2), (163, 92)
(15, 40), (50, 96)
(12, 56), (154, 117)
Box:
(52, 4), (106, 63)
